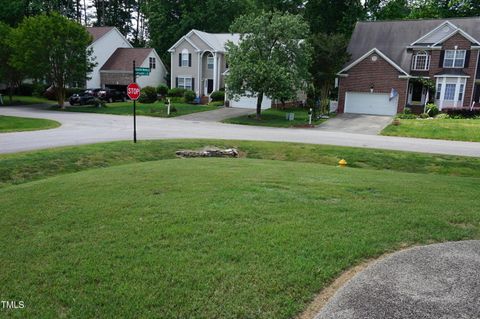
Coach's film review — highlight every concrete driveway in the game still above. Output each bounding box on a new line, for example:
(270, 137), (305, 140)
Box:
(317, 114), (393, 135)
(1, 106), (480, 157)
(176, 107), (252, 122)
(316, 241), (480, 319)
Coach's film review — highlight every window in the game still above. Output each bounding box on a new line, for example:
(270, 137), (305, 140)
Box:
(207, 55), (214, 70)
(149, 57), (156, 70)
(181, 49), (189, 67)
(444, 84), (456, 100)
(459, 84), (464, 101)
(412, 51), (430, 70)
(436, 83), (442, 100)
(443, 50), (466, 68)
(178, 77), (192, 90)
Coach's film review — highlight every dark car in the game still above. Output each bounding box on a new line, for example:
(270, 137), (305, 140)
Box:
(69, 91), (97, 106)
(98, 88), (126, 103)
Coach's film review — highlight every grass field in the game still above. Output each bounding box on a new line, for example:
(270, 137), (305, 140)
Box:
(53, 100), (218, 117)
(1, 95), (56, 106)
(0, 115), (60, 133)
(382, 118), (480, 142)
(223, 108), (325, 127)
(1, 140), (480, 318)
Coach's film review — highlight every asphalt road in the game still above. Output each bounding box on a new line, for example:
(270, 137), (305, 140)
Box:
(315, 241), (480, 319)
(1, 106), (480, 157)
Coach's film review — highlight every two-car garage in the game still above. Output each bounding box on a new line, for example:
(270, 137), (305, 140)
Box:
(344, 92), (399, 116)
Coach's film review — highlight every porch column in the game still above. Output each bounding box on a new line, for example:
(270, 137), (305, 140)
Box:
(439, 77), (447, 110)
(197, 52), (202, 96)
(213, 52), (218, 93)
(454, 77), (461, 108)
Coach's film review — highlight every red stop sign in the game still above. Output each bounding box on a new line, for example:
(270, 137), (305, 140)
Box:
(127, 83), (141, 100)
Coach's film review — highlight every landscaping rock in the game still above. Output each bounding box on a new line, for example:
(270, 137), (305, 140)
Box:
(176, 147), (239, 158)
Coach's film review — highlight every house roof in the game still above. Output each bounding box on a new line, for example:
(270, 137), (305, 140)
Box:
(100, 48), (154, 71)
(344, 17), (480, 73)
(86, 26), (115, 43)
(168, 29), (241, 53)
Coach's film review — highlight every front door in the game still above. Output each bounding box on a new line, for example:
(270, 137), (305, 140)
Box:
(412, 84), (423, 102)
(207, 79), (214, 94)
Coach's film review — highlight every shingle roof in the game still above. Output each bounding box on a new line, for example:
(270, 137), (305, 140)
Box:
(86, 26), (115, 43)
(100, 48), (153, 71)
(193, 30), (241, 52)
(346, 17), (480, 72)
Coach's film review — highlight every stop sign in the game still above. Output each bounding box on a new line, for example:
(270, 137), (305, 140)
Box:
(127, 83), (141, 100)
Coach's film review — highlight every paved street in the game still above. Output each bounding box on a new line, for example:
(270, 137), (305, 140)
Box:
(1, 106), (480, 157)
(315, 241), (480, 319)
(175, 107), (252, 122)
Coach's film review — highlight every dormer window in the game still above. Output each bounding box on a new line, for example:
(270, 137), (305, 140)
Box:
(412, 51), (430, 71)
(444, 50), (466, 68)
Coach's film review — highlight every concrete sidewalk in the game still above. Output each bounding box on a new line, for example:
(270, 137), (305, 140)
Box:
(315, 241), (480, 319)
(1, 106), (480, 157)
(316, 114), (393, 135)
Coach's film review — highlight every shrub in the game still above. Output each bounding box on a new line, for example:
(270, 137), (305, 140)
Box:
(435, 113), (450, 119)
(209, 101), (224, 107)
(93, 98), (106, 108)
(403, 107), (412, 114)
(183, 90), (196, 103)
(397, 113), (417, 119)
(32, 83), (49, 97)
(425, 103), (439, 116)
(157, 84), (169, 96)
(419, 113), (430, 119)
(210, 90), (225, 102)
(166, 96), (184, 103)
(445, 108), (480, 118)
(138, 86), (157, 103)
(167, 88), (186, 97)
(15, 83), (35, 96)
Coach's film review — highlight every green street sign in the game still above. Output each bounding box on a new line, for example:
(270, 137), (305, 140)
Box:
(135, 67), (150, 76)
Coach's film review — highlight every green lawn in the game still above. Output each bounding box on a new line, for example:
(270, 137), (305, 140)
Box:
(223, 108), (325, 127)
(0, 115), (60, 133)
(52, 100), (218, 117)
(0, 154), (479, 318)
(2, 139), (480, 189)
(1, 95), (56, 106)
(382, 118), (480, 142)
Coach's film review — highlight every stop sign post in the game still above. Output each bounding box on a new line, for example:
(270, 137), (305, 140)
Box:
(129, 60), (141, 143)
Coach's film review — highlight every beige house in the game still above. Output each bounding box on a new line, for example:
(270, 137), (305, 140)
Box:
(168, 30), (240, 98)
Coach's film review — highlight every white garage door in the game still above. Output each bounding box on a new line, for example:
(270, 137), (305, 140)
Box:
(345, 92), (398, 116)
(229, 95), (272, 110)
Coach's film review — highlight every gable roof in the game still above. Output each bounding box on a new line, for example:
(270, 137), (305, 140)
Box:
(86, 27), (115, 43)
(339, 48), (409, 76)
(168, 29), (241, 53)
(100, 48), (153, 71)
(345, 17), (480, 74)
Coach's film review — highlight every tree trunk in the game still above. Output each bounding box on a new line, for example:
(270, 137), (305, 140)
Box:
(57, 87), (65, 109)
(256, 91), (263, 120)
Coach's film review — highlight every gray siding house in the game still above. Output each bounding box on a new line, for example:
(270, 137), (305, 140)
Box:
(168, 30), (240, 98)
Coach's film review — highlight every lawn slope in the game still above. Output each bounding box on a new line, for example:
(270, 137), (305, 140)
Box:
(0, 158), (479, 318)
(382, 118), (480, 142)
(0, 115), (60, 133)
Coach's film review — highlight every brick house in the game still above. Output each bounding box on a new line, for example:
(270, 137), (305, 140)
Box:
(337, 18), (480, 115)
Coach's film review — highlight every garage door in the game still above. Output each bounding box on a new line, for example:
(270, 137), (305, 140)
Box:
(345, 92), (398, 116)
(229, 94), (272, 110)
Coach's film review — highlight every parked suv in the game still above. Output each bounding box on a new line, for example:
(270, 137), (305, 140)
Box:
(98, 88), (126, 103)
(69, 90), (98, 106)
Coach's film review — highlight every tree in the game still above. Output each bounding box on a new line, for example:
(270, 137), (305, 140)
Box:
(0, 22), (24, 103)
(226, 11), (311, 119)
(10, 13), (95, 108)
(308, 33), (350, 114)
(365, 0), (411, 20)
(305, 0), (365, 35)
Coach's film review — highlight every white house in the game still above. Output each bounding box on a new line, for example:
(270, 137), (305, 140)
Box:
(86, 27), (166, 90)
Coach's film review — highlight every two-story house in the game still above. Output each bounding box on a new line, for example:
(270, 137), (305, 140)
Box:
(86, 27), (166, 91)
(337, 18), (480, 115)
(168, 29), (273, 109)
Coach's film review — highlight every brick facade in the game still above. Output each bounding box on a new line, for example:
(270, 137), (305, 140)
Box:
(338, 52), (408, 113)
(339, 32), (480, 113)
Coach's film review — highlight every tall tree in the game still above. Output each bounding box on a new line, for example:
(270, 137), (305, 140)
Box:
(308, 33), (350, 114)
(226, 11), (311, 119)
(365, 0), (411, 20)
(146, 0), (252, 63)
(0, 22), (24, 103)
(304, 0), (365, 35)
(10, 13), (95, 107)
(93, 0), (135, 36)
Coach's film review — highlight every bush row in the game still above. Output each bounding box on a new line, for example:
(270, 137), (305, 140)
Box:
(398, 104), (480, 119)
